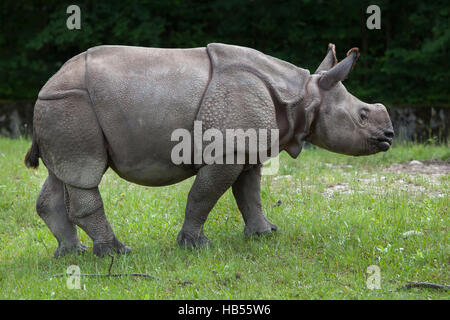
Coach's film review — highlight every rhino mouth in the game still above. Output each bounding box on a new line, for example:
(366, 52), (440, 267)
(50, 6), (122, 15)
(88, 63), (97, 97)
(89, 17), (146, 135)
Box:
(371, 136), (392, 152)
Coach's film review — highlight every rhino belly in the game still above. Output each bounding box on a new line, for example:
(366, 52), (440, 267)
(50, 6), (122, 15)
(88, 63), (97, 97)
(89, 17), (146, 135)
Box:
(86, 46), (210, 186)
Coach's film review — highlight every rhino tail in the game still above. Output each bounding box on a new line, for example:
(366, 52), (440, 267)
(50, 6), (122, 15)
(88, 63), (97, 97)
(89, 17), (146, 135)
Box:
(25, 134), (40, 169)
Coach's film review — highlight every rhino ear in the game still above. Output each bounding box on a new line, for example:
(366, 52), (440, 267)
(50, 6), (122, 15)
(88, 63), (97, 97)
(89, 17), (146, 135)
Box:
(314, 43), (338, 74)
(318, 47), (359, 90)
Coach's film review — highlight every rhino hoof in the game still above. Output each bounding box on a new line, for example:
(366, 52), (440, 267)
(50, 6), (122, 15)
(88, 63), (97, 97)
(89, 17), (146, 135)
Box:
(93, 238), (131, 257)
(177, 230), (210, 249)
(244, 219), (278, 238)
(54, 243), (89, 258)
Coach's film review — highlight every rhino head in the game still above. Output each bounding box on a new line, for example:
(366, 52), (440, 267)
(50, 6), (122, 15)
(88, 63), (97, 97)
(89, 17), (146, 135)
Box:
(303, 44), (393, 156)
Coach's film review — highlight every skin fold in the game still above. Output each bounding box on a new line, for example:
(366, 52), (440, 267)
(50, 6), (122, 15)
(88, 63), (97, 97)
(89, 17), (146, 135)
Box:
(25, 43), (393, 257)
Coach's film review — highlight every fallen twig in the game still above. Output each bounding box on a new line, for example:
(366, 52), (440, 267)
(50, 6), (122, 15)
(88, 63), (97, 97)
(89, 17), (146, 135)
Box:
(400, 281), (449, 291)
(52, 273), (160, 280)
(50, 253), (160, 280)
(108, 253), (114, 275)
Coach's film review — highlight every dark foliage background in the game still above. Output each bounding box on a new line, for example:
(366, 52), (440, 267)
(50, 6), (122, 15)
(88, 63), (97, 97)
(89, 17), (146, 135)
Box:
(0, 0), (448, 106)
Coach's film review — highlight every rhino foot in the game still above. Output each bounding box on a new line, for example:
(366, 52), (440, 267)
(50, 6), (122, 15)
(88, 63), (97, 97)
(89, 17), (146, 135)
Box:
(54, 243), (89, 258)
(244, 217), (278, 237)
(177, 229), (210, 249)
(92, 238), (131, 257)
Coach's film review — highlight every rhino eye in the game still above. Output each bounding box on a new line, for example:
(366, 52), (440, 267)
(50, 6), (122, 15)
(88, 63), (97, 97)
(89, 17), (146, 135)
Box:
(360, 111), (368, 121)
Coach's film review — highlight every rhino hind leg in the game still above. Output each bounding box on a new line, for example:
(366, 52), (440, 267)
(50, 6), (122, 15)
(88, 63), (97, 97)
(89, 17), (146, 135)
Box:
(232, 165), (278, 237)
(36, 171), (88, 258)
(177, 164), (244, 248)
(64, 184), (131, 257)
(33, 93), (107, 190)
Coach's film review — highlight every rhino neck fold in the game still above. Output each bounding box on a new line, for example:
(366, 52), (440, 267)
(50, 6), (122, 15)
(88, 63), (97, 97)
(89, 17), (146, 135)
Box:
(281, 79), (321, 159)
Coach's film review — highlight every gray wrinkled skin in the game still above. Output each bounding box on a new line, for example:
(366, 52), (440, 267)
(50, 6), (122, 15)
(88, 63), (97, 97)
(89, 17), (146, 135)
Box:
(25, 43), (393, 257)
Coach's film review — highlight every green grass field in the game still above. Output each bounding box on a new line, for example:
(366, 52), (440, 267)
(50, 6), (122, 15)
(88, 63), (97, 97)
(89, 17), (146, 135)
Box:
(0, 138), (448, 299)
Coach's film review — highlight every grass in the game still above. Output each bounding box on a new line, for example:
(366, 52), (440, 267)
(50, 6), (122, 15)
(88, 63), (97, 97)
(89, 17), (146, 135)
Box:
(0, 137), (448, 299)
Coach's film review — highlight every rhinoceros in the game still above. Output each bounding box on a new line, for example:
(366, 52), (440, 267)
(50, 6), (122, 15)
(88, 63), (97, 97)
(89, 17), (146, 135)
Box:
(25, 43), (393, 257)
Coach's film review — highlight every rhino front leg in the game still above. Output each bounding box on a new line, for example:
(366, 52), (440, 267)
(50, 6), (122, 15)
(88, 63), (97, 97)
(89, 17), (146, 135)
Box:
(64, 184), (131, 257)
(177, 164), (244, 248)
(232, 165), (278, 237)
(36, 171), (87, 258)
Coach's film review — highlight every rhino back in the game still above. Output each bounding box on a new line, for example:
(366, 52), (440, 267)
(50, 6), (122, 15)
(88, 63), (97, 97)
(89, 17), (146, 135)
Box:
(85, 46), (210, 186)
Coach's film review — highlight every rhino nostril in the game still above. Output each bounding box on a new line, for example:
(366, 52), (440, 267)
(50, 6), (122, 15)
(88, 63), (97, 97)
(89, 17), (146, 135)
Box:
(383, 130), (394, 139)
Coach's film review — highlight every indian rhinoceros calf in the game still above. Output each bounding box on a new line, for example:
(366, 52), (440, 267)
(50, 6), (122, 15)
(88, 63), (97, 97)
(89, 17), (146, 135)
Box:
(25, 43), (393, 257)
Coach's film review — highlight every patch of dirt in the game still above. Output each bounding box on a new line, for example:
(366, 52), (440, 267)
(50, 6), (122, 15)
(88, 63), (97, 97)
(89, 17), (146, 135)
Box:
(323, 182), (355, 198)
(324, 160), (448, 198)
(270, 161), (449, 199)
(384, 160), (450, 175)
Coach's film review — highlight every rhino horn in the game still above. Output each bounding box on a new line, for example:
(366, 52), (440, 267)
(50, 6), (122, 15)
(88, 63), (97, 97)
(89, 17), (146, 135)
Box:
(318, 47), (359, 90)
(314, 43), (338, 74)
